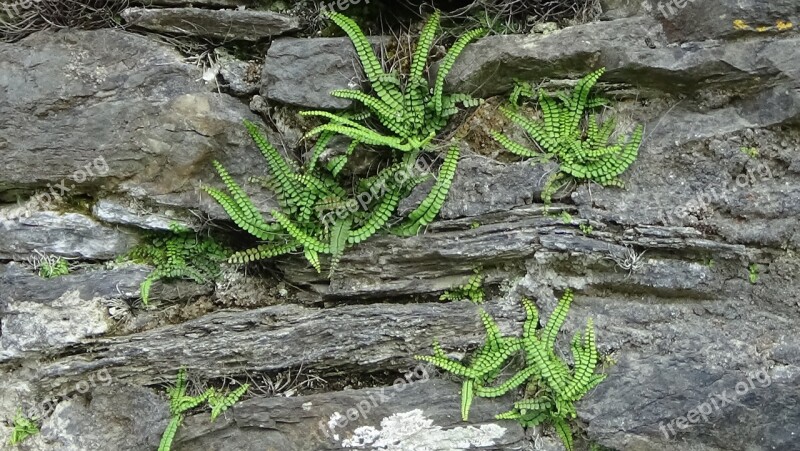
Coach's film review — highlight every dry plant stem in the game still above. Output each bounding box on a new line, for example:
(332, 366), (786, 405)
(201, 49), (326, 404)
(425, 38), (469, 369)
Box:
(0, 0), (129, 42)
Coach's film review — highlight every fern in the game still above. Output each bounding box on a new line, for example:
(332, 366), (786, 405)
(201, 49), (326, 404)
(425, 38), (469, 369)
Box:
(304, 11), (486, 154)
(208, 383), (250, 421)
(394, 145), (460, 236)
(8, 409), (38, 446)
(440, 266), (485, 304)
(493, 69), (642, 204)
(159, 369), (248, 451)
(207, 121), (436, 277)
(126, 223), (229, 305)
(416, 310), (523, 421)
(38, 256), (69, 279)
(417, 290), (606, 451)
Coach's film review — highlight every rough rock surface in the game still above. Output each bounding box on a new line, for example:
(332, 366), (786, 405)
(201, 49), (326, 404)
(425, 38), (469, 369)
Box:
(0, 28), (280, 216)
(174, 379), (527, 451)
(1, 1), (800, 450)
(121, 7), (301, 41)
(261, 37), (390, 109)
(0, 210), (139, 260)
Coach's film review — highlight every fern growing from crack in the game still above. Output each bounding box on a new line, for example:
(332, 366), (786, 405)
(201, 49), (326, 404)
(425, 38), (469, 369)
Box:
(7, 409), (39, 446)
(206, 121), (459, 276)
(159, 369), (248, 451)
(492, 68), (643, 204)
(416, 289), (606, 451)
(126, 223), (229, 305)
(440, 266), (485, 303)
(301, 11), (485, 156)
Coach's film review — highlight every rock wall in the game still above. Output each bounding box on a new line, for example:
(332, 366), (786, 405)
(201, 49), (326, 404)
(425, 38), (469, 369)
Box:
(1, 1), (799, 450)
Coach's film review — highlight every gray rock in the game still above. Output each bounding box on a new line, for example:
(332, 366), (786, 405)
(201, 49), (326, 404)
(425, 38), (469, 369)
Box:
(0, 263), (148, 306)
(446, 17), (800, 99)
(215, 48), (261, 96)
(0, 210), (138, 260)
(261, 37), (389, 109)
(20, 300), (522, 393)
(399, 155), (557, 220)
(0, 262), (216, 361)
(37, 385), (167, 451)
(0, 28), (280, 218)
(0, 289), (110, 361)
(121, 7), (301, 41)
(651, 0), (800, 43)
(176, 379), (526, 451)
(91, 198), (196, 231)
(2, 6), (800, 451)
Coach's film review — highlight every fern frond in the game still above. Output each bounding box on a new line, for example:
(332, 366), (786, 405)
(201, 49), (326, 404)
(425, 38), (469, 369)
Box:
(509, 80), (535, 107)
(140, 275), (155, 305)
(272, 211), (330, 253)
(490, 131), (539, 158)
(228, 242), (298, 264)
(204, 175), (277, 241)
(158, 414), (183, 451)
(474, 366), (537, 397)
(433, 28), (486, 116)
(209, 384), (249, 421)
(542, 289), (574, 352)
(328, 218), (352, 277)
(410, 10), (441, 80)
(324, 12), (384, 87)
(565, 68), (605, 133)
(306, 122), (413, 152)
(243, 120), (301, 208)
(553, 417), (574, 451)
(461, 379), (475, 421)
(348, 187), (401, 244)
(395, 145), (459, 235)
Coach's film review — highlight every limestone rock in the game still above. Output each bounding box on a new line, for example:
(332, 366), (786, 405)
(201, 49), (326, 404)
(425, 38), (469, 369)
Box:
(121, 7), (301, 41)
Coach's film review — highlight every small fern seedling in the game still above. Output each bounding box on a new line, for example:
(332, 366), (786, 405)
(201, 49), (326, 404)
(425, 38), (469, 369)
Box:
(440, 267), (485, 304)
(28, 251), (70, 279)
(126, 223), (229, 305)
(748, 263), (759, 284)
(159, 369), (249, 451)
(7, 409), (39, 446)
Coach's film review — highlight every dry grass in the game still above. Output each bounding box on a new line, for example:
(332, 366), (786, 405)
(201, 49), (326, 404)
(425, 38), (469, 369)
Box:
(0, 0), (129, 42)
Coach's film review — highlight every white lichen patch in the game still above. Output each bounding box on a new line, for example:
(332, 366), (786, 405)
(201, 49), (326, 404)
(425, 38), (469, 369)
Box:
(340, 409), (507, 450)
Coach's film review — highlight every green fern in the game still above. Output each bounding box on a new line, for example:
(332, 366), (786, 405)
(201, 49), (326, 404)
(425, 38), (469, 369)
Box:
(38, 256), (69, 279)
(493, 68), (642, 204)
(207, 121), (434, 277)
(303, 11), (485, 154)
(748, 263), (759, 284)
(440, 267), (485, 303)
(159, 369), (248, 451)
(8, 410), (38, 446)
(393, 145), (460, 236)
(126, 223), (229, 305)
(416, 309), (523, 421)
(418, 290), (606, 451)
(208, 383), (250, 421)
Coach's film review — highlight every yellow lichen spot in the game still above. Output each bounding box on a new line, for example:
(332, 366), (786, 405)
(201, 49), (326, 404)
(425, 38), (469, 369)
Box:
(776, 20), (793, 31)
(756, 25), (772, 32)
(733, 19), (751, 30)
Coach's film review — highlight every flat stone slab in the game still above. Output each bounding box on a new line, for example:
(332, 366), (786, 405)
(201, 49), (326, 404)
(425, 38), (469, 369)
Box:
(121, 7), (301, 41)
(0, 210), (139, 260)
